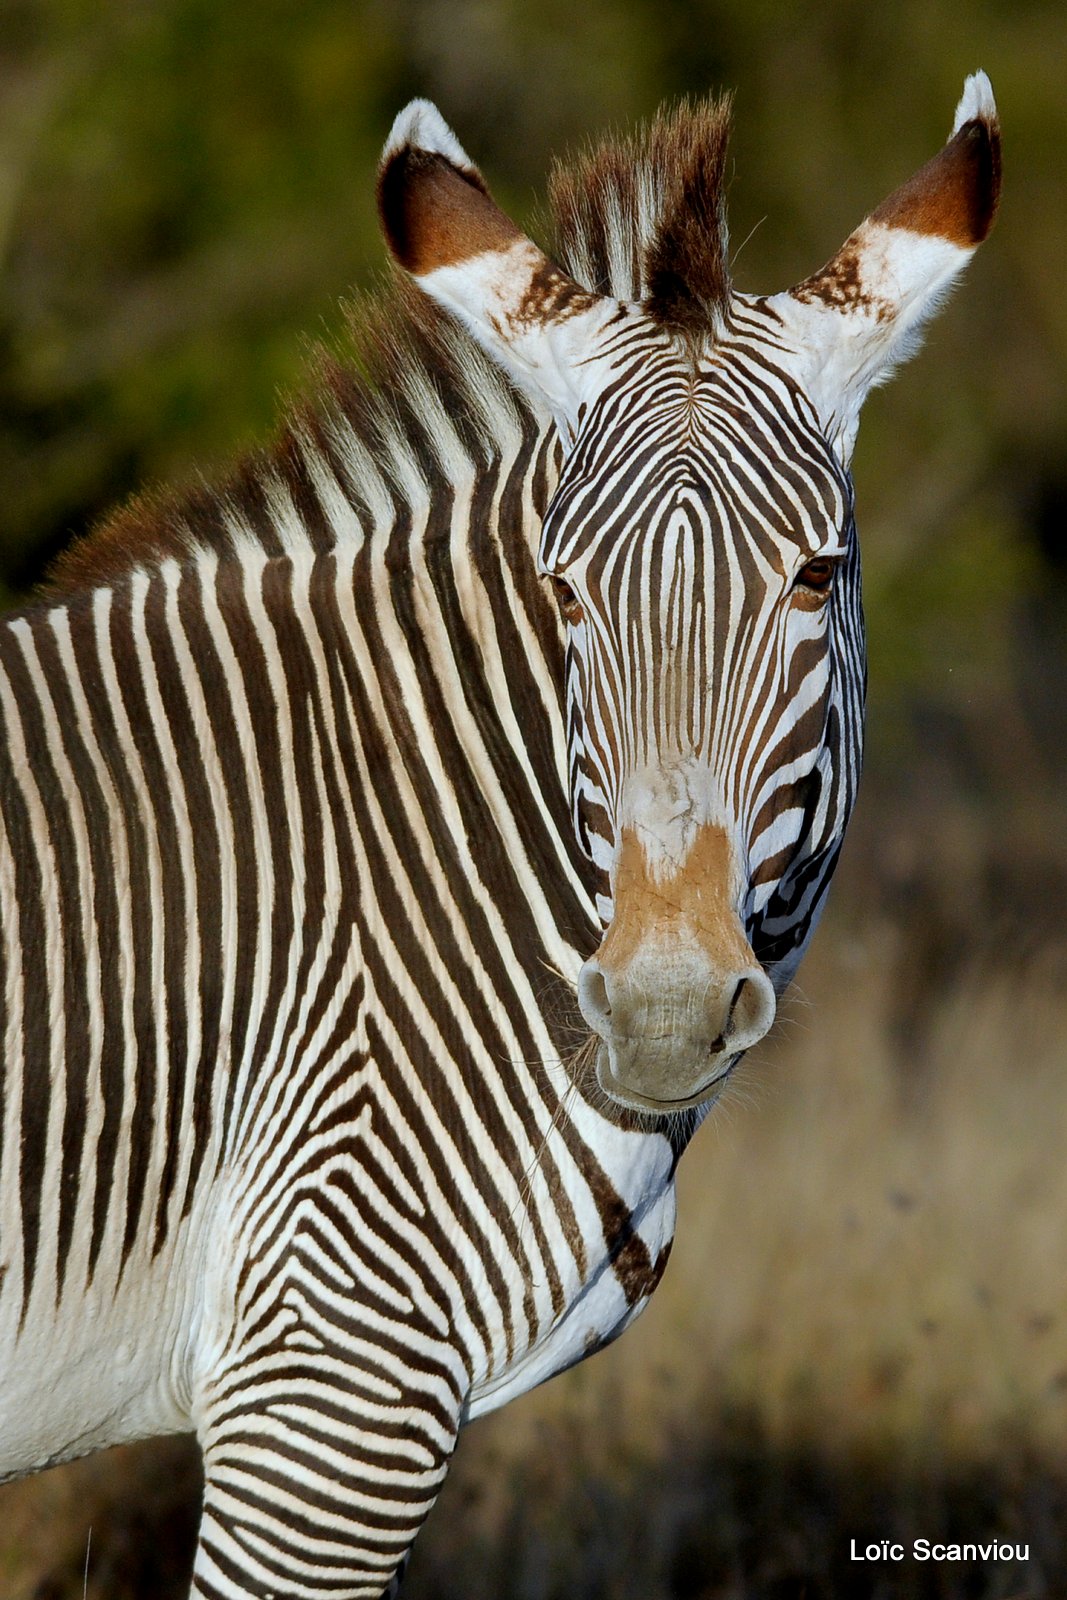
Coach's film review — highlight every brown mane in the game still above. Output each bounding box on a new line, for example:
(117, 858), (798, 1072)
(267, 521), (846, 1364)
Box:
(45, 96), (735, 598)
(44, 278), (511, 596)
(549, 96), (733, 329)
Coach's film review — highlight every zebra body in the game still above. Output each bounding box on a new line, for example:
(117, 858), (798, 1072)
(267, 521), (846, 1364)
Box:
(0, 76), (999, 1598)
(0, 475), (677, 1587)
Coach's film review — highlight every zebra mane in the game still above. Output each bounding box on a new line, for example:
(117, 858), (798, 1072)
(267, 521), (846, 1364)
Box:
(549, 95), (733, 327)
(45, 96), (734, 597)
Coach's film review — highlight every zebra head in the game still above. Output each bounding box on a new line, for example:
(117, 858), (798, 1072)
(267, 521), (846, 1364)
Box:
(379, 79), (1000, 1112)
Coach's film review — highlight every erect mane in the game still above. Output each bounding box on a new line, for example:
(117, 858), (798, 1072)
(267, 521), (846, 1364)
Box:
(43, 277), (532, 598)
(549, 95), (733, 328)
(45, 95), (733, 598)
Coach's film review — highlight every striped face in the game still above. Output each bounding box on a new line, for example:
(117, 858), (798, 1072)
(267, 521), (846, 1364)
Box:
(380, 79), (999, 1112)
(539, 314), (863, 1109)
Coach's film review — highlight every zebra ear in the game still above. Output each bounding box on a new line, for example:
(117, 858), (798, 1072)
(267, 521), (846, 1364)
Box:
(378, 101), (615, 429)
(769, 72), (1001, 463)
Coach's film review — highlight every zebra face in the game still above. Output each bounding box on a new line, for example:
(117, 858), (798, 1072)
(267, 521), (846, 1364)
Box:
(380, 80), (999, 1111)
(539, 337), (860, 1109)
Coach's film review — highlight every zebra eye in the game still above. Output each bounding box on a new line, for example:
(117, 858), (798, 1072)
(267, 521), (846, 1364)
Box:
(550, 575), (584, 622)
(796, 556), (837, 593)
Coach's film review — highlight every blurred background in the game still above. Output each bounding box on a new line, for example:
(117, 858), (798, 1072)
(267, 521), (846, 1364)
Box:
(0, 0), (1065, 1595)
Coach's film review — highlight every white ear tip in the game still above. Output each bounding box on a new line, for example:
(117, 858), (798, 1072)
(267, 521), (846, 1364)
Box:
(952, 70), (997, 135)
(382, 98), (475, 171)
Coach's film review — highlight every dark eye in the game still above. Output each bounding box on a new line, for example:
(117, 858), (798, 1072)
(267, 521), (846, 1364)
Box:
(796, 556), (837, 593)
(550, 574), (584, 622)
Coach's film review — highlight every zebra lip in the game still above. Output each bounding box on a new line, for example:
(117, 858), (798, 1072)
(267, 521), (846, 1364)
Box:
(594, 1042), (741, 1113)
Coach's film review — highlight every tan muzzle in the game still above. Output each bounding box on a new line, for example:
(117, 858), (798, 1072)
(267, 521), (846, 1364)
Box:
(577, 825), (776, 1110)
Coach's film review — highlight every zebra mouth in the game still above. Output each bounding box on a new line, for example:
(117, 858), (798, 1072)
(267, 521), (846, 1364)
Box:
(594, 1041), (742, 1113)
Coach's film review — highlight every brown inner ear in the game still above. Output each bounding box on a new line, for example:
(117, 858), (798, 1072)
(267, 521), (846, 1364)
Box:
(378, 147), (522, 276)
(870, 118), (1001, 247)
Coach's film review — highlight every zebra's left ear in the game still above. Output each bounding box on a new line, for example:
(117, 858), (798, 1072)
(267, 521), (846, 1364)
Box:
(378, 101), (617, 431)
(769, 72), (1001, 463)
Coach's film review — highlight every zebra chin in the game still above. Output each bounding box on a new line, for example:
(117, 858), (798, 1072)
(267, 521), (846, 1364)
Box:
(592, 1039), (745, 1113)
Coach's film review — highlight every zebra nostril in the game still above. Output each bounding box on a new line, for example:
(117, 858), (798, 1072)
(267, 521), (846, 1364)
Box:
(723, 970), (776, 1049)
(577, 961), (612, 1036)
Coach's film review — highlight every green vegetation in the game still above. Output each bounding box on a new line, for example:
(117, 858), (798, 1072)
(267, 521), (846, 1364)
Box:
(2, 2), (1064, 635)
(0, 1), (1065, 1593)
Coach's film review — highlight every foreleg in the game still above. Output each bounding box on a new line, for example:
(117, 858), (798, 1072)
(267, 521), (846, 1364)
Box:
(190, 1352), (463, 1599)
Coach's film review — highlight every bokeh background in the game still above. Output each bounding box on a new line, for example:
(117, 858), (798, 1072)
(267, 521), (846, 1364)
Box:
(1, 1), (1065, 1595)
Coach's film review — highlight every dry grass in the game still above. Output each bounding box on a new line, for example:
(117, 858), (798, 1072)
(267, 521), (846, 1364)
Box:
(2, 915), (1065, 1597)
(402, 921), (1067, 1598)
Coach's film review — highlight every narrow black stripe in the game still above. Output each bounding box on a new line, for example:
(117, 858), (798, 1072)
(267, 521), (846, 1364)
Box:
(0, 646), (49, 1318)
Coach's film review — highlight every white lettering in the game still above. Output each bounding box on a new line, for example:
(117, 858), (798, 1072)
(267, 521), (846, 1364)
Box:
(872, 1536), (1031, 1565)
(912, 1540), (1029, 1562)
(850, 1540), (903, 1561)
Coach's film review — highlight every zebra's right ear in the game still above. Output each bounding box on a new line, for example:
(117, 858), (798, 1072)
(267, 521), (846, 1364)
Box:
(378, 101), (616, 430)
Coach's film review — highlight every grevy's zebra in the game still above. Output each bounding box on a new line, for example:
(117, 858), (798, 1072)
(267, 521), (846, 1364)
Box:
(0, 77), (998, 1597)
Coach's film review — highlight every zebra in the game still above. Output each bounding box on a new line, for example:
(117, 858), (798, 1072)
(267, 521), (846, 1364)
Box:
(0, 74), (999, 1598)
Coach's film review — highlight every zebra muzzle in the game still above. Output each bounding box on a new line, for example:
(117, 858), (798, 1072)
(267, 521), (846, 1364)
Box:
(577, 824), (776, 1110)
(578, 946), (775, 1110)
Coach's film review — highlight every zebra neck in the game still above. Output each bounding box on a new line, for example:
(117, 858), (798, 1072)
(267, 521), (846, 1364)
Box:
(249, 408), (603, 987)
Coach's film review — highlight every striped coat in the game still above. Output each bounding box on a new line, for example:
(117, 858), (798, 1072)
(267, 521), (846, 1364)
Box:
(0, 76), (999, 1599)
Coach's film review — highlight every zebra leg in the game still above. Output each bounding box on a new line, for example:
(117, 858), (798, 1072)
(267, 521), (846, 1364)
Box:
(190, 1358), (463, 1599)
